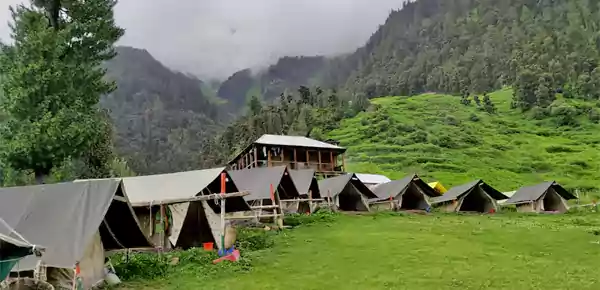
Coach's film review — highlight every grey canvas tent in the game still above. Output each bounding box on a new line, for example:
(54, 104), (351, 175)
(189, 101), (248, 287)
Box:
(229, 166), (300, 221)
(288, 169), (321, 213)
(229, 166), (300, 216)
(318, 173), (378, 211)
(0, 180), (151, 289)
(81, 167), (251, 251)
(288, 169), (321, 198)
(370, 174), (440, 211)
(503, 181), (576, 213)
(431, 180), (508, 213)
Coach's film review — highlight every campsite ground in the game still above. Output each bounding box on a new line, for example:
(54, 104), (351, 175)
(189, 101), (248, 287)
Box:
(117, 212), (600, 290)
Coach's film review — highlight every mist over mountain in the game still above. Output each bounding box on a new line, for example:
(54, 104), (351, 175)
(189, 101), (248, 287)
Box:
(1, 0), (403, 80)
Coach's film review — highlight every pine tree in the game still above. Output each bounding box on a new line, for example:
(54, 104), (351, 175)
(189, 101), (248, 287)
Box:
(0, 0), (123, 183)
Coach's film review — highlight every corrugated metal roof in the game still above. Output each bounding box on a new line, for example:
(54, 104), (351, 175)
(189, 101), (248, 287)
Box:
(355, 173), (391, 185)
(254, 134), (345, 150)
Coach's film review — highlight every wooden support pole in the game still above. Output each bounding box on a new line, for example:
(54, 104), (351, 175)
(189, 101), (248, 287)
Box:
(318, 151), (322, 171)
(220, 173), (227, 251)
(293, 148), (297, 169)
(305, 150), (310, 169)
(253, 147), (258, 168)
(267, 147), (272, 167)
(159, 203), (165, 252)
(342, 153), (346, 172)
(330, 151), (334, 171)
(309, 190), (313, 214)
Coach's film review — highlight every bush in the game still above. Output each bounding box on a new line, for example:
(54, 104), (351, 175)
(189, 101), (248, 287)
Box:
(111, 251), (171, 281)
(469, 113), (480, 122)
(284, 210), (338, 228)
(110, 226), (277, 282)
(236, 227), (276, 252)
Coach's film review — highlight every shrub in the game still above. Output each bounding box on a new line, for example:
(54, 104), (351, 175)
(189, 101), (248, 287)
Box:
(469, 113), (480, 122)
(111, 251), (171, 281)
(236, 227), (276, 252)
(284, 209), (338, 228)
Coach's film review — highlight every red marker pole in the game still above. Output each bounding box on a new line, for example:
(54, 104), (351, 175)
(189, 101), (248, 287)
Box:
(220, 173), (226, 252)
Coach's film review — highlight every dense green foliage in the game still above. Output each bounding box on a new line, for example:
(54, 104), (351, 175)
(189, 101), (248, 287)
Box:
(111, 227), (277, 283)
(102, 46), (226, 174)
(217, 56), (326, 110)
(0, 0), (122, 182)
(216, 0), (600, 111)
(197, 86), (368, 167)
(326, 88), (600, 197)
(117, 213), (600, 289)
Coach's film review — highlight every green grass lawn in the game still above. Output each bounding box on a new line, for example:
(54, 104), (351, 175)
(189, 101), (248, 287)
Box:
(118, 213), (600, 290)
(326, 88), (600, 199)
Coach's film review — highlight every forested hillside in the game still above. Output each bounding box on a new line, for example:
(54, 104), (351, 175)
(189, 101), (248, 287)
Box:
(327, 88), (600, 195)
(102, 46), (225, 174)
(218, 0), (600, 106)
(217, 56), (327, 109)
(341, 0), (600, 100)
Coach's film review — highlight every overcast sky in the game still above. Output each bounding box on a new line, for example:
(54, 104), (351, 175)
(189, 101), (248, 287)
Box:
(0, 0), (402, 80)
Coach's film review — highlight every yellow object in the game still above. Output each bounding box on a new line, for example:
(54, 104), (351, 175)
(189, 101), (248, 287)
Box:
(428, 181), (448, 194)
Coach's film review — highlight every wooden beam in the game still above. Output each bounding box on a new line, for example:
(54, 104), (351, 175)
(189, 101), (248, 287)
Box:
(113, 196), (128, 203)
(250, 205), (280, 210)
(267, 147), (272, 167)
(130, 191), (250, 207)
(342, 153), (346, 172)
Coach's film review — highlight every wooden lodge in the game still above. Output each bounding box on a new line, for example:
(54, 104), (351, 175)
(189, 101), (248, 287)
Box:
(228, 134), (347, 178)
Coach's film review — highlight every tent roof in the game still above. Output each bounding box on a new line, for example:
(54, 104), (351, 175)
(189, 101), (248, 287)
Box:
(355, 173), (391, 185)
(318, 173), (378, 199)
(0, 218), (36, 259)
(372, 174), (440, 201)
(431, 180), (508, 204)
(254, 134), (345, 151)
(289, 169), (317, 196)
(77, 168), (250, 212)
(504, 181), (577, 204)
(119, 167), (227, 206)
(229, 166), (297, 201)
(0, 180), (150, 270)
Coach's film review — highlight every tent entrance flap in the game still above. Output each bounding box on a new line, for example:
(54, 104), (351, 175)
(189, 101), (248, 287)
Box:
(338, 183), (369, 211)
(399, 183), (429, 210)
(542, 188), (568, 212)
(458, 187), (496, 213)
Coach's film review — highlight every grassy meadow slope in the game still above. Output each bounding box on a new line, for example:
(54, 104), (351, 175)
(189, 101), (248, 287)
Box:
(328, 89), (600, 196)
(118, 213), (600, 290)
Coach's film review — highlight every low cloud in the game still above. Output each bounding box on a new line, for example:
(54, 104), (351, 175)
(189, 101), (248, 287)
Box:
(1, 0), (402, 79)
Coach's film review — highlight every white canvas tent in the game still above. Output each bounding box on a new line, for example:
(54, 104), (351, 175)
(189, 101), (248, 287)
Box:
(78, 167), (251, 250)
